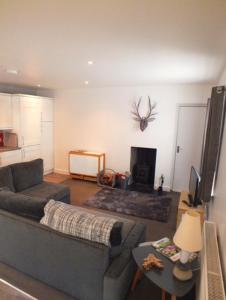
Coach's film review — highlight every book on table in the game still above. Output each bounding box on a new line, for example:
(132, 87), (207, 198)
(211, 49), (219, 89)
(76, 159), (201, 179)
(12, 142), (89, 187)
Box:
(139, 237), (198, 263)
(152, 237), (181, 262)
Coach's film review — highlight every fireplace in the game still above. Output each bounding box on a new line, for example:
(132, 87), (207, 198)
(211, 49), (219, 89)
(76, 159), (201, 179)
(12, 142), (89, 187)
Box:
(130, 147), (157, 192)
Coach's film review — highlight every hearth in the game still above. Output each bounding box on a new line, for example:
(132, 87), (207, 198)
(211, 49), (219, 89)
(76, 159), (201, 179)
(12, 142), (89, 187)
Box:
(130, 147), (157, 192)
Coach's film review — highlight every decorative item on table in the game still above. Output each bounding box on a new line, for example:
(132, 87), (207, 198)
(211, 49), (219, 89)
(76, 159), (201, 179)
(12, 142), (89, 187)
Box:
(152, 237), (181, 262)
(172, 210), (202, 281)
(131, 96), (158, 131)
(142, 253), (164, 271)
(157, 174), (164, 195)
(97, 169), (116, 187)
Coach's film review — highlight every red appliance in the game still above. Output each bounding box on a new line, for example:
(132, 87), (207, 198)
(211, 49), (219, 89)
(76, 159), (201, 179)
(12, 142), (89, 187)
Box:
(0, 133), (4, 147)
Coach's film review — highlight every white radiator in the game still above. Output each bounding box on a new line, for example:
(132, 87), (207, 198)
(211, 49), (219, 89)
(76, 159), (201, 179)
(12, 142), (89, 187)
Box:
(198, 221), (225, 300)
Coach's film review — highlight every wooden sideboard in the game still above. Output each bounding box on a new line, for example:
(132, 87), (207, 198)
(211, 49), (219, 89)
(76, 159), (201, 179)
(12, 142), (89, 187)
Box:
(176, 191), (204, 228)
(69, 150), (105, 182)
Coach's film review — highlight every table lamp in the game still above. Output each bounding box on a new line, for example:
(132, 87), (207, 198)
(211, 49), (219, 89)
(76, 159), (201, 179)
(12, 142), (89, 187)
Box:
(173, 210), (202, 281)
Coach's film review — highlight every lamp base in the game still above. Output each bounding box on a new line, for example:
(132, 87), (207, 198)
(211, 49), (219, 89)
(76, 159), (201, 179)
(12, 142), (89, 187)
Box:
(173, 262), (193, 281)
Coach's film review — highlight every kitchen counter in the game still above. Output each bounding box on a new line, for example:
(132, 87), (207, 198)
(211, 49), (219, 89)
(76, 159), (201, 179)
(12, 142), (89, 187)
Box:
(0, 147), (21, 153)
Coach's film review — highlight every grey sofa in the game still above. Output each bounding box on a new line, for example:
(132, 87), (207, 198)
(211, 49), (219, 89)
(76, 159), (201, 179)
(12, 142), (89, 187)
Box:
(0, 159), (146, 300)
(0, 159), (70, 219)
(0, 208), (146, 300)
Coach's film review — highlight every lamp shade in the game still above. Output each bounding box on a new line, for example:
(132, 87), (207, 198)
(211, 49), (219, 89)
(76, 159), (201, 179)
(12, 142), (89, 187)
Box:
(173, 210), (202, 252)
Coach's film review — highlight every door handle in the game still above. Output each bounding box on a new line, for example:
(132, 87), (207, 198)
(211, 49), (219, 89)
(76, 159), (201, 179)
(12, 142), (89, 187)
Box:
(176, 146), (180, 153)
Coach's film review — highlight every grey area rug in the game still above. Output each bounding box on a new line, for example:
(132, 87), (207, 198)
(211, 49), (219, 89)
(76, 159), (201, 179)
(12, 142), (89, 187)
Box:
(85, 188), (172, 222)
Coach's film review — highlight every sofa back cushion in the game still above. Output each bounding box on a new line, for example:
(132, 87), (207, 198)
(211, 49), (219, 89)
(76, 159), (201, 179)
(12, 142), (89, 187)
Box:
(10, 159), (43, 192)
(41, 200), (122, 247)
(0, 166), (15, 192)
(0, 190), (47, 220)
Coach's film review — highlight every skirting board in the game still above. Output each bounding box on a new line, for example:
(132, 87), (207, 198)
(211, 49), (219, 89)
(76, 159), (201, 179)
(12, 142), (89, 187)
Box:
(154, 184), (171, 192)
(54, 168), (171, 191)
(54, 168), (70, 175)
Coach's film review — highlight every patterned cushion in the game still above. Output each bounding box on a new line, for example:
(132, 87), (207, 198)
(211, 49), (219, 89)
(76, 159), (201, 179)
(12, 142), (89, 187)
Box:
(40, 200), (120, 246)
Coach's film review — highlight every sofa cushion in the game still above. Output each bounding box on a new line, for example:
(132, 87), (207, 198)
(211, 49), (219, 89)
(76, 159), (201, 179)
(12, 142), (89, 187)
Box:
(20, 182), (70, 203)
(0, 190), (47, 220)
(43, 204), (135, 258)
(10, 159), (43, 192)
(41, 200), (122, 247)
(0, 166), (15, 192)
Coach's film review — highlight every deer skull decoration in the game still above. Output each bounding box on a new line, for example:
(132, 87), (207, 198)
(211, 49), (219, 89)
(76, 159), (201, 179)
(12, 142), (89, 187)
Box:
(132, 96), (157, 131)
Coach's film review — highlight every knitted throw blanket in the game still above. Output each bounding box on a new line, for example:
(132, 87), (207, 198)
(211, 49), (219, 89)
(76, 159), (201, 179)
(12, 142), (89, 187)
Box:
(40, 200), (118, 246)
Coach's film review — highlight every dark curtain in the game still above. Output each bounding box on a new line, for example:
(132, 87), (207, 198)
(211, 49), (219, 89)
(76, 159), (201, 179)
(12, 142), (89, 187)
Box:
(200, 86), (226, 202)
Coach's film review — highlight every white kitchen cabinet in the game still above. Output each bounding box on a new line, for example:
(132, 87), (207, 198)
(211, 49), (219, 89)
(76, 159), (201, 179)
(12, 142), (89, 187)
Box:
(21, 145), (41, 162)
(0, 93), (12, 129)
(11, 94), (54, 170)
(0, 149), (22, 166)
(41, 122), (54, 174)
(12, 95), (41, 147)
(41, 98), (54, 122)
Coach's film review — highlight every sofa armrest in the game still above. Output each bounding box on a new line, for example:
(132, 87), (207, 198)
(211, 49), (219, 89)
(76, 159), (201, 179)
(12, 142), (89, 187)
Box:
(105, 223), (146, 279)
(103, 223), (146, 300)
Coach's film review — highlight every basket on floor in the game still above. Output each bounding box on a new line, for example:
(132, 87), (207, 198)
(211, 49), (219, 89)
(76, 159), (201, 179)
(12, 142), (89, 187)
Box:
(97, 169), (116, 188)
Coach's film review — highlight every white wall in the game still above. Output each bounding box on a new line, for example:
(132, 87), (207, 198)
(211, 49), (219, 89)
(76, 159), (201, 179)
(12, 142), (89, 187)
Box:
(218, 68), (226, 85)
(209, 68), (226, 280)
(54, 84), (211, 189)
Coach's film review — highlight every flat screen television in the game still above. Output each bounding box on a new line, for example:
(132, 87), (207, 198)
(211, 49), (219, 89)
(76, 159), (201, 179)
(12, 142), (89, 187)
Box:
(188, 166), (201, 207)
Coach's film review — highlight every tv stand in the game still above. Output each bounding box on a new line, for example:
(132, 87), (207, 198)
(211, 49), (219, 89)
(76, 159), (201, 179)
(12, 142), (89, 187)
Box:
(177, 191), (204, 228)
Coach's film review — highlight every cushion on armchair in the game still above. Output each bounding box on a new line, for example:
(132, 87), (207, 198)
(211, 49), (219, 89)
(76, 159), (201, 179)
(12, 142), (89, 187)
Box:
(0, 166), (15, 192)
(0, 190), (47, 220)
(19, 181), (70, 203)
(10, 159), (43, 192)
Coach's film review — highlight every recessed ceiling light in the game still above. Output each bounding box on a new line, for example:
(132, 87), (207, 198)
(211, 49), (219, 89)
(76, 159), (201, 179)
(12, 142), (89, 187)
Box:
(88, 61), (93, 65)
(37, 84), (41, 87)
(6, 69), (18, 75)
(84, 81), (89, 85)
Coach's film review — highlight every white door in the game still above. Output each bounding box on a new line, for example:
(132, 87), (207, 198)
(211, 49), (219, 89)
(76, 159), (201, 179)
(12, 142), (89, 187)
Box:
(20, 98), (41, 146)
(41, 122), (54, 174)
(0, 94), (12, 129)
(172, 105), (207, 192)
(22, 145), (41, 162)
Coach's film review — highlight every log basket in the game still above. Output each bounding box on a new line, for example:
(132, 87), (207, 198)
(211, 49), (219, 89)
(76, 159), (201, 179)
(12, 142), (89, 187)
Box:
(97, 169), (116, 188)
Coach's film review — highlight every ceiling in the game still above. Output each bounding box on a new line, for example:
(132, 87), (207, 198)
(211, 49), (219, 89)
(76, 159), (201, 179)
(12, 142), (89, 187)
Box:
(0, 0), (226, 89)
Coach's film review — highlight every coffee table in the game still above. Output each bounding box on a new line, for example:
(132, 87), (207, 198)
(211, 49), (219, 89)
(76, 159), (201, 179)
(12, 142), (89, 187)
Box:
(0, 279), (37, 300)
(132, 246), (196, 300)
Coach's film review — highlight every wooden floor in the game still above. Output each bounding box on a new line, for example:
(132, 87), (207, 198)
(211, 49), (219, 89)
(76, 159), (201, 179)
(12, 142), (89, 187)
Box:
(0, 278), (38, 300)
(44, 173), (69, 184)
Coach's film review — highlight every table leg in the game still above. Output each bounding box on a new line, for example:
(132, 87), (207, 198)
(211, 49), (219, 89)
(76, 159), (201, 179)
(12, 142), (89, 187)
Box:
(162, 290), (176, 300)
(131, 269), (142, 291)
(161, 289), (166, 300)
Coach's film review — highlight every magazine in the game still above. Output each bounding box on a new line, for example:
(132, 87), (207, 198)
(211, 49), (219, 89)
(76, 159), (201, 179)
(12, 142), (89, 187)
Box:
(152, 237), (181, 262)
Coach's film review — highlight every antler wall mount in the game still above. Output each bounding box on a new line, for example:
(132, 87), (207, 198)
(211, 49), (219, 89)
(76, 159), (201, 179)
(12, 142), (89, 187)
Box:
(132, 96), (157, 131)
